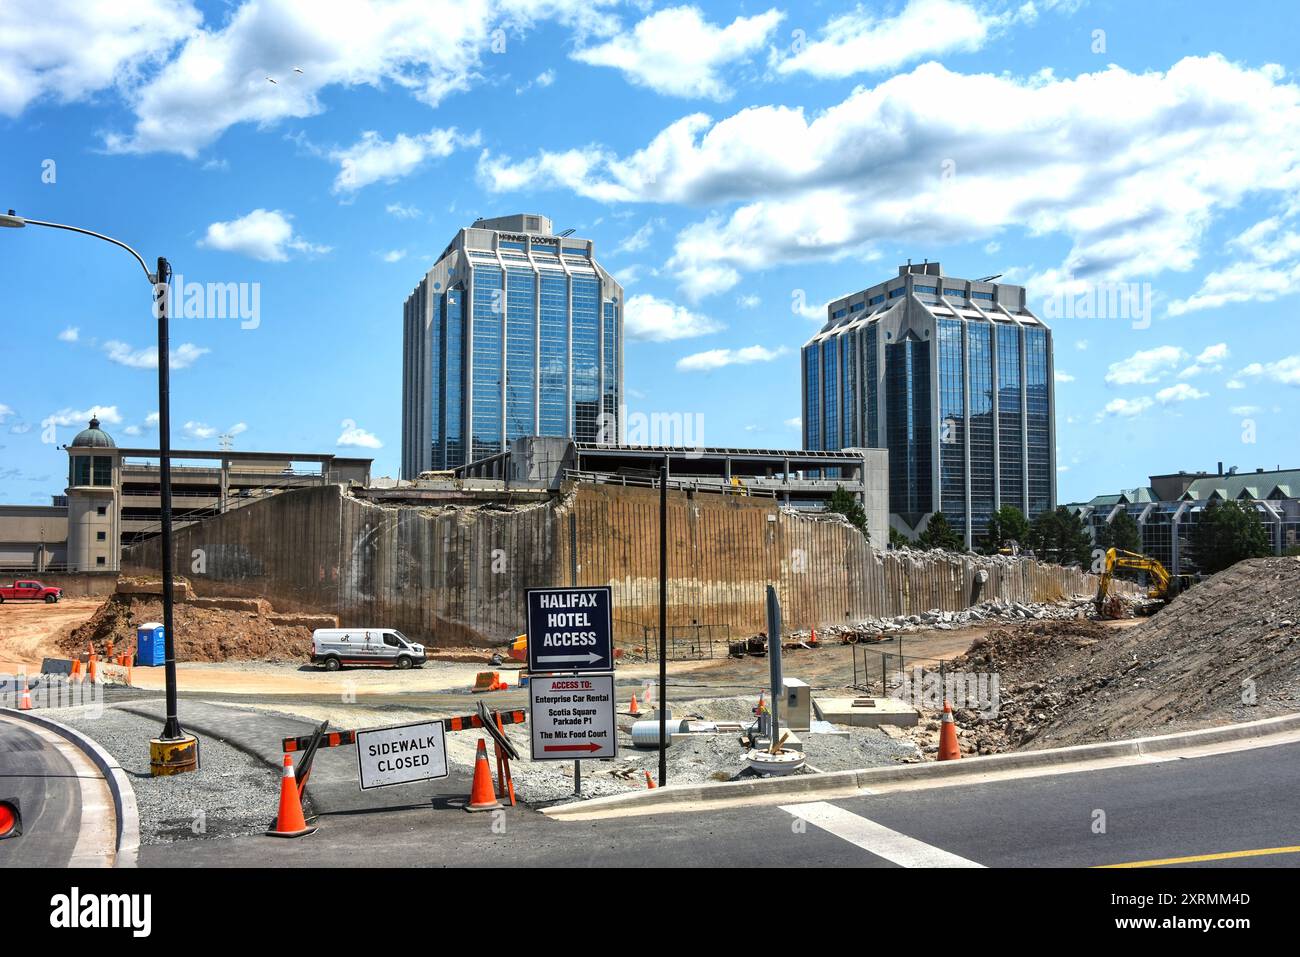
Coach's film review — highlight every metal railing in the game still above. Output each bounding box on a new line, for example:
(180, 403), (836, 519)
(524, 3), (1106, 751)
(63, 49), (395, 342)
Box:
(632, 622), (727, 661)
(563, 469), (778, 498)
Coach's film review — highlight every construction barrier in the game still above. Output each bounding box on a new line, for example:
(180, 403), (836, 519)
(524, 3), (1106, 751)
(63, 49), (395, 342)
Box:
(280, 709), (527, 754)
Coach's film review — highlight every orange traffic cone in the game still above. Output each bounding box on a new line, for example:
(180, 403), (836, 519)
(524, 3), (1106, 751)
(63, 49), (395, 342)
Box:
(267, 755), (315, 838)
(18, 675), (33, 711)
(124, 656), (133, 687)
(70, 658), (83, 682)
(465, 739), (502, 812)
(107, 639), (115, 659)
(628, 693), (639, 715)
(87, 644), (99, 684)
(809, 627), (818, 647)
(644, 770), (656, 789)
(937, 701), (961, 761)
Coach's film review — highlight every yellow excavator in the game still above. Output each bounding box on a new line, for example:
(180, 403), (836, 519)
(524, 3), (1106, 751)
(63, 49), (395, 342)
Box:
(1094, 547), (1196, 617)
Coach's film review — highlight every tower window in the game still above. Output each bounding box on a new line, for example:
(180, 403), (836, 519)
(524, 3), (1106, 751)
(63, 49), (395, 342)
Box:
(96, 531), (106, 541)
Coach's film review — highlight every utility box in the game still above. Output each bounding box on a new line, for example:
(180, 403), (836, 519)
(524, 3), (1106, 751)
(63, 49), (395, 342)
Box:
(136, 622), (166, 667)
(784, 677), (811, 732)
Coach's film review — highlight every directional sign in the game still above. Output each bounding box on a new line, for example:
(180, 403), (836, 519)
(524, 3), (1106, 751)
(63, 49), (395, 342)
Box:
(355, 720), (449, 790)
(529, 674), (617, 761)
(525, 586), (614, 674)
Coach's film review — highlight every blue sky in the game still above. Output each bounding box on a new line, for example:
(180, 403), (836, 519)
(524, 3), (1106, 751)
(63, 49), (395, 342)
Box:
(1, 0), (1298, 507)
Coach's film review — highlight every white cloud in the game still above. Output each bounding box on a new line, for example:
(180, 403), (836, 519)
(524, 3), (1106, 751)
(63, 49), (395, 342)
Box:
(1178, 342), (1229, 378)
(93, 0), (618, 156)
(1236, 355), (1300, 386)
(123, 425), (142, 436)
(1168, 217), (1300, 315)
(58, 327), (80, 343)
(0, 0), (201, 117)
(104, 341), (209, 370)
(338, 418), (383, 449)
(676, 344), (787, 371)
(572, 6), (782, 100)
(736, 294), (761, 309)
(1155, 383), (1208, 403)
(784, 416), (801, 429)
(381, 249), (407, 263)
(1104, 346), (1186, 386)
(613, 221), (657, 256)
(1075, 339), (1089, 351)
(183, 421), (217, 439)
(145, 412), (160, 427)
(46, 406), (123, 427)
(228, 422), (248, 436)
(1054, 371), (1074, 383)
(481, 55), (1300, 299)
(1099, 397), (1154, 419)
(385, 202), (422, 219)
(0, 404), (13, 423)
(624, 294), (723, 342)
(331, 127), (478, 193)
(199, 208), (330, 262)
(1230, 405), (1261, 416)
(775, 0), (1007, 79)
(534, 69), (555, 88)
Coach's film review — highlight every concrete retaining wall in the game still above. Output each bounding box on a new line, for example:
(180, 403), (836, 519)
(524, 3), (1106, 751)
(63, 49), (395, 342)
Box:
(122, 483), (1131, 647)
(15, 571), (120, 598)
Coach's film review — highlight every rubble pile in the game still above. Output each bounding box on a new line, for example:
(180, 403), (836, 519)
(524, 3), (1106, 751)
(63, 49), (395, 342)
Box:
(789, 595), (1122, 643)
(936, 557), (1300, 751)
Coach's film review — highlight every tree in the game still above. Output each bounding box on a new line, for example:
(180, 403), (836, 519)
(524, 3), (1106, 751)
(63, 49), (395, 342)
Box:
(888, 527), (912, 550)
(918, 511), (964, 551)
(981, 505), (1030, 554)
(1096, 510), (1142, 554)
(1188, 499), (1271, 574)
(1027, 506), (1094, 568)
(826, 485), (869, 542)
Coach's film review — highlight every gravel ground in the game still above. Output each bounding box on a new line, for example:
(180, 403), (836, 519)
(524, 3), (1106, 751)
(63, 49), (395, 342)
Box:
(48, 704), (280, 845)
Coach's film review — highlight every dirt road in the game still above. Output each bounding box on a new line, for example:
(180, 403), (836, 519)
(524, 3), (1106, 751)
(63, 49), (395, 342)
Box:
(0, 598), (103, 671)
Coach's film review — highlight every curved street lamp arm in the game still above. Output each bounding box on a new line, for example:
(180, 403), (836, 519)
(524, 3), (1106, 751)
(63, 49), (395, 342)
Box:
(21, 217), (156, 283)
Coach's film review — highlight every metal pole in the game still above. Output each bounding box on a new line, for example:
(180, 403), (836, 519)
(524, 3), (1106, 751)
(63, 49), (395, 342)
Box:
(766, 585), (783, 741)
(155, 257), (184, 742)
(658, 456), (668, 785)
(569, 510), (580, 795)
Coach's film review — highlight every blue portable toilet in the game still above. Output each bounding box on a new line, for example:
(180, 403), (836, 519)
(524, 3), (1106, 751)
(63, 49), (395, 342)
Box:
(136, 622), (166, 666)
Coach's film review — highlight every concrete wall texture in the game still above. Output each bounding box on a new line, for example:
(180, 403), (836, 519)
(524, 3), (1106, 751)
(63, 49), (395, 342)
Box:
(122, 483), (1126, 648)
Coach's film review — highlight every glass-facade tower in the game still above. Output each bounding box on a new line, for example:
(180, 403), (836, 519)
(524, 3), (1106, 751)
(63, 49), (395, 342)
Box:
(802, 263), (1056, 548)
(402, 214), (623, 477)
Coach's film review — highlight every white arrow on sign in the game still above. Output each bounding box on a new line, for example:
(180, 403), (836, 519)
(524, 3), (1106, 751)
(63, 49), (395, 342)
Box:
(536, 652), (604, 665)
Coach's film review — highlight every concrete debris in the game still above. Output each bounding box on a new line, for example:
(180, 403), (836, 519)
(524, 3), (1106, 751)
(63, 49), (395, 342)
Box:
(786, 594), (1131, 644)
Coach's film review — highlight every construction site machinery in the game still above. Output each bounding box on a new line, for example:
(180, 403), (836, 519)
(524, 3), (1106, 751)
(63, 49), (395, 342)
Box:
(1094, 548), (1196, 617)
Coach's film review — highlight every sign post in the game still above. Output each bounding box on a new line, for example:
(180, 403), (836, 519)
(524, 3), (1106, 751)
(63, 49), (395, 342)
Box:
(525, 586), (617, 794)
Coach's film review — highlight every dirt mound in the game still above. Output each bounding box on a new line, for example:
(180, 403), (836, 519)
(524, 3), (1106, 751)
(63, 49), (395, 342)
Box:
(58, 595), (312, 663)
(949, 557), (1300, 751)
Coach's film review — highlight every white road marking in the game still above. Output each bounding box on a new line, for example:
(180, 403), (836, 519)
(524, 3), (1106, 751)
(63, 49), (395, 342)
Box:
(781, 801), (984, 868)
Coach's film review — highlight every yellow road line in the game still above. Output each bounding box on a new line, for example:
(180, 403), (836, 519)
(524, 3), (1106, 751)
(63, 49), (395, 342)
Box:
(1098, 845), (1300, 868)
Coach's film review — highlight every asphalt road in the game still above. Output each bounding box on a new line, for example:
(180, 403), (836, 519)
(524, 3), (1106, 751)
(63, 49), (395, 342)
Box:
(0, 716), (116, 867)
(141, 738), (1300, 868)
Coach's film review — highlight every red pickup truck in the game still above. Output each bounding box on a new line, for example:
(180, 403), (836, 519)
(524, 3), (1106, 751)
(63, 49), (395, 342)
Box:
(0, 580), (63, 603)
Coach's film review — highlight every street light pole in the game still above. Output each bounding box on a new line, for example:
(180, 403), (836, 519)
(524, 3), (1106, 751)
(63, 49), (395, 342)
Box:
(2, 210), (196, 772)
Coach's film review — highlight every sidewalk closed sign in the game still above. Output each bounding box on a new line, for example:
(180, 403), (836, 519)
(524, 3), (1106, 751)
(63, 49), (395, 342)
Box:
(356, 721), (449, 790)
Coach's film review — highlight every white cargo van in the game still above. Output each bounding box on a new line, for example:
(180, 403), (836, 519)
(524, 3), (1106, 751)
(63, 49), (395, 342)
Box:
(311, 628), (427, 671)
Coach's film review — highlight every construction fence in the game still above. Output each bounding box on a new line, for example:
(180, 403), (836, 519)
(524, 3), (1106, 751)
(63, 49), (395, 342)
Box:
(122, 482), (1134, 647)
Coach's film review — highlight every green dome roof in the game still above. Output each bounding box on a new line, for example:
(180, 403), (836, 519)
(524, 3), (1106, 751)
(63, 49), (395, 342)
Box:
(71, 417), (115, 449)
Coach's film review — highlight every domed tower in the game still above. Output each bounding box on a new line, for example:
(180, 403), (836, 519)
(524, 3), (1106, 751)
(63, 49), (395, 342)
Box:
(65, 416), (120, 571)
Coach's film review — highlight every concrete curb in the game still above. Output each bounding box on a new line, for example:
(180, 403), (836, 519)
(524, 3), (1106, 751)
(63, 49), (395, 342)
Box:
(544, 712), (1300, 820)
(0, 707), (142, 867)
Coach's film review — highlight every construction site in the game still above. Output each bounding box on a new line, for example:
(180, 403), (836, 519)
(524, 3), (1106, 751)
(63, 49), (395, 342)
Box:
(5, 455), (1298, 852)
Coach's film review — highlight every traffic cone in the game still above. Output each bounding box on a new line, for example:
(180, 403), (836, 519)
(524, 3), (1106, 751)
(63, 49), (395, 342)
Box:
(628, 693), (640, 715)
(644, 770), (656, 789)
(937, 701), (961, 761)
(87, 644), (98, 684)
(70, 658), (83, 682)
(465, 739), (502, 812)
(809, 627), (818, 647)
(18, 675), (33, 711)
(267, 755), (315, 838)
(107, 639), (115, 659)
